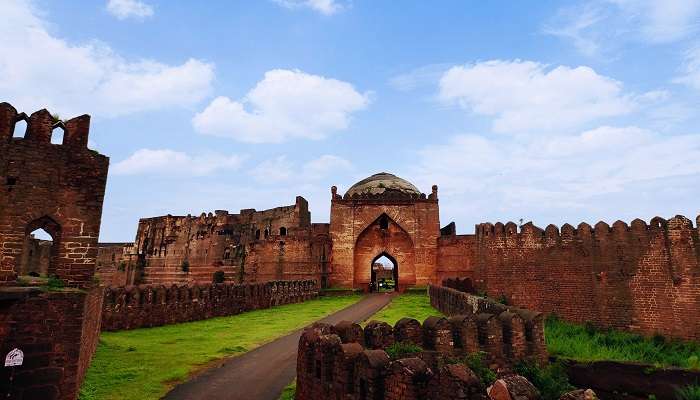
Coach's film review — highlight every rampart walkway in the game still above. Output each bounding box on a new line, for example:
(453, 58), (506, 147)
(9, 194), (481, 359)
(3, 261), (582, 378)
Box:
(164, 293), (395, 400)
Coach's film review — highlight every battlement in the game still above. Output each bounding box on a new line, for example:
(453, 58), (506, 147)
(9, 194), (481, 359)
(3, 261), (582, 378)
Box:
(296, 290), (547, 400)
(101, 279), (318, 331)
(0, 103), (93, 149)
(475, 214), (700, 248)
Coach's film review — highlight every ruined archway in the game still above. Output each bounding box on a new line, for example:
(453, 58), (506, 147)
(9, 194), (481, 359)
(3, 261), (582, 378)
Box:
(353, 213), (415, 292)
(22, 215), (62, 278)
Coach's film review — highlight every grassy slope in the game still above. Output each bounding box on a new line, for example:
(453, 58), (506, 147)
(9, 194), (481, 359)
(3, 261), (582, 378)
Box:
(79, 295), (361, 400)
(546, 316), (700, 369)
(367, 291), (443, 326)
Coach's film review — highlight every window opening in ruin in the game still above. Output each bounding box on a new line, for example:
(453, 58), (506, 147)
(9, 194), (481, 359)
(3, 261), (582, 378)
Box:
(223, 248), (231, 260)
(379, 214), (389, 230)
(279, 227), (287, 236)
(255, 229), (261, 240)
(51, 125), (64, 145)
(12, 119), (27, 138)
(264, 228), (269, 238)
(370, 253), (398, 292)
(20, 226), (55, 278)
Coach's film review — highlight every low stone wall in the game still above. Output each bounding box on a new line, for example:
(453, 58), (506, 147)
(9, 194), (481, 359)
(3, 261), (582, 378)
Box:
(429, 284), (548, 365)
(101, 280), (317, 331)
(296, 319), (545, 400)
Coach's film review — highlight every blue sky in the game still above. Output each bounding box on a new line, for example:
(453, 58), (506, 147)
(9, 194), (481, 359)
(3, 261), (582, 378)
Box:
(3, 0), (700, 241)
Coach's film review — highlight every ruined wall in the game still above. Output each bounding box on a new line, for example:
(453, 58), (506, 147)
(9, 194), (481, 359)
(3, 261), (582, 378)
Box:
(95, 243), (138, 287)
(329, 186), (441, 290)
(295, 306), (545, 400)
(0, 102), (109, 400)
(18, 236), (51, 276)
(132, 197), (329, 286)
(436, 234), (477, 283)
(101, 279), (317, 331)
(467, 216), (700, 341)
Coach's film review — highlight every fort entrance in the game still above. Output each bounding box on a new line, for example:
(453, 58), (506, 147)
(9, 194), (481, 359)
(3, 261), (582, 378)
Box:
(371, 253), (397, 291)
(329, 172), (441, 292)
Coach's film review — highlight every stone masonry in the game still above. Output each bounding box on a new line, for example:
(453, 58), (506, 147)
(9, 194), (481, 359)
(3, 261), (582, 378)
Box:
(0, 103), (109, 400)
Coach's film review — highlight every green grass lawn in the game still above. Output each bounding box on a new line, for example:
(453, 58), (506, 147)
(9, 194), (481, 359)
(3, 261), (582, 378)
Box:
(546, 315), (700, 369)
(367, 291), (443, 326)
(79, 295), (361, 400)
(278, 380), (296, 400)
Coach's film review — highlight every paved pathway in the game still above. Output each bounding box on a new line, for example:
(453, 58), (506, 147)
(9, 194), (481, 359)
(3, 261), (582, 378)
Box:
(164, 293), (395, 400)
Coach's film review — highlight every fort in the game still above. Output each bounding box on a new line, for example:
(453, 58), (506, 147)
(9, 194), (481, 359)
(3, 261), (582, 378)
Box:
(0, 102), (699, 399)
(95, 171), (700, 341)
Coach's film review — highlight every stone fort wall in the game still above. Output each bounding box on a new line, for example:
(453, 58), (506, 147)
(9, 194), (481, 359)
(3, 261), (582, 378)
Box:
(0, 103), (109, 400)
(101, 279), (318, 331)
(441, 215), (700, 341)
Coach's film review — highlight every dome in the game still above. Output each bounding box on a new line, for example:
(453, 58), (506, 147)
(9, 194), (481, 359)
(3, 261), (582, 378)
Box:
(344, 172), (422, 199)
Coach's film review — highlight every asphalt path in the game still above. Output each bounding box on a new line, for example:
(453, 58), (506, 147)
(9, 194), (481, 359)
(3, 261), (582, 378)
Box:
(164, 293), (395, 400)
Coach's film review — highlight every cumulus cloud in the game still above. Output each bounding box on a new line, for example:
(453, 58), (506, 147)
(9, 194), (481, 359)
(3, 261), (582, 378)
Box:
(439, 60), (636, 133)
(112, 149), (244, 176)
(546, 0), (700, 56)
(272, 0), (344, 15)
(413, 126), (700, 225)
(0, 0), (214, 118)
(106, 0), (154, 20)
(193, 69), (369, 143)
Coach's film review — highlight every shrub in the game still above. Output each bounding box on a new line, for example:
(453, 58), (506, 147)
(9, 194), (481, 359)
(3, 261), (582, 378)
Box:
(385, 341), (422, 359)
(45, 275), (65, 290)
(213, 270), (225, 283)
(676, 384), (700, 400)
(463, 352), (496, 388)
(514, 361), (573, 400)
(181, 260), (190, 273)
(496, 294), (509, 305)
(117, 261), (126, 272)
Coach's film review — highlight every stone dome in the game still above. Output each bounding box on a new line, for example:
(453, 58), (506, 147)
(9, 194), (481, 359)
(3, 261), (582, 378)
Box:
(344, 172), (422, 199)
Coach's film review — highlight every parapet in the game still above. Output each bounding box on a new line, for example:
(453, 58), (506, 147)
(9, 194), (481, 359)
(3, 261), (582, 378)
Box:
(296, 312), (545, 400)
(0, 102), (93, 149)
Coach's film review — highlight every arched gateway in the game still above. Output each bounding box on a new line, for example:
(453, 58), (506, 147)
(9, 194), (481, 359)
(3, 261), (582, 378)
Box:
(329, 172), (440, 292)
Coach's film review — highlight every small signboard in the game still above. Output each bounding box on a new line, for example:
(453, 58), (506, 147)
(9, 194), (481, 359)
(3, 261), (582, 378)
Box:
(4, 348), (23, 367)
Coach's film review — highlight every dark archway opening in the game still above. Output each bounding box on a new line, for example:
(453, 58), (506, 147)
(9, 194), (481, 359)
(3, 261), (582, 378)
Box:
(370, 252), (398, 292)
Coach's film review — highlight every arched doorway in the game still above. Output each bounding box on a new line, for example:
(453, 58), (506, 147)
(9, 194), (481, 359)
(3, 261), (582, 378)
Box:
(353, 213), (416, 292)
(371, 253), (398, 292)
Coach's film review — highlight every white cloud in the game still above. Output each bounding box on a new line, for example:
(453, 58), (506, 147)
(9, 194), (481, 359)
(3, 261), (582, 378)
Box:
(249, 156), (295, 183)
(609, 0), (700, 43)
(413, 126), (700, 225)
(675, 45), (700, 90)
(106, 0), (154, 20)
(546, 0), (700, 56)
(273, 0), (344, 15)
(112, 149), (245, 176)
(302, 155), (352, 179)
(439, 60), (636, 133)
(0, 0), (214, 118)
(193, 69), (369, 143)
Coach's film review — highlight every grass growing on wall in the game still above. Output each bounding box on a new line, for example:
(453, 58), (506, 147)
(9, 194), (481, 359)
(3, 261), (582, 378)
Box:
(79, 295), (362, 400)
(545, 315), (700, 369)
(367, 291), (443, 326)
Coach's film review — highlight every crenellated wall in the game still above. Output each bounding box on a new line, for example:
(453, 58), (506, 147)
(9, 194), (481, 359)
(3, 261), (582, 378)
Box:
(100, 279), (318, 331)
(295, 307), (545, 400)
(464, 215), (700, 341)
